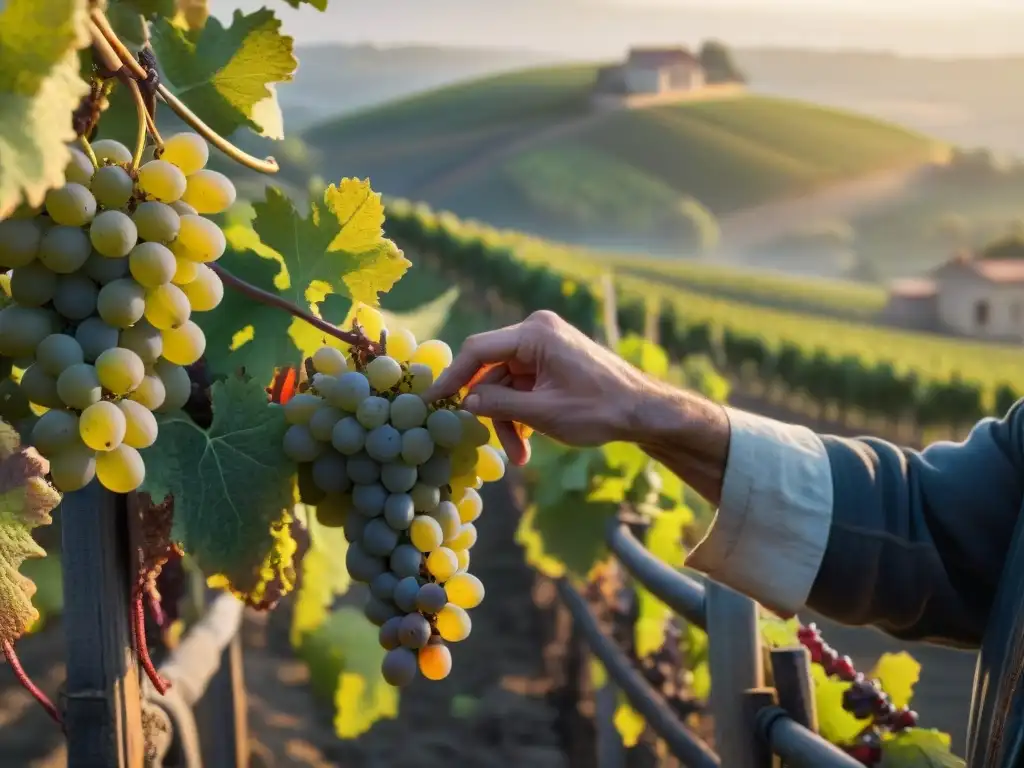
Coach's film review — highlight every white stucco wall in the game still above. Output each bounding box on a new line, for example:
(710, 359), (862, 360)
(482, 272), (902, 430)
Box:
(936, 273), (1024, 339)
(623, 67), (663, 94)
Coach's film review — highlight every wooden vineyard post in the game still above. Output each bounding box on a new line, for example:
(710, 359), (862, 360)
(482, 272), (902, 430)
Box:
(61, 483), (145, 768)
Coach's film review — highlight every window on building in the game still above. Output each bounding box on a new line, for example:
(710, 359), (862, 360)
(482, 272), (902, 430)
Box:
(975, 299), (990, 328)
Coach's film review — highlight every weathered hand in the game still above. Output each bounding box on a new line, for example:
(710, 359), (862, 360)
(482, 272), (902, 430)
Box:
(423, 311), (651, 465)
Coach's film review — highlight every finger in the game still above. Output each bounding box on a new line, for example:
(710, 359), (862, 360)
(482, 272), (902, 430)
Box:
(494, 420), (531, 466)
(462, 382), (542, 424)
(422, 324), (522, 402)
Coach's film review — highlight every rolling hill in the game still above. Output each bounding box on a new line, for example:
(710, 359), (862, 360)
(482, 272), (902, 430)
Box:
(301, 64), (945, 249)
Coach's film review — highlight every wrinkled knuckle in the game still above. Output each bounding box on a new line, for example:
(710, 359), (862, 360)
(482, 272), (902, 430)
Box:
(528, 309), (561, 329)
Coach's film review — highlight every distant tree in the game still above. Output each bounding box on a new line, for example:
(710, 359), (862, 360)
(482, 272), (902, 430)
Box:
(699, 40), (745, 84)
(666, 198), (720, 254)
(981, 233), (1024, 260)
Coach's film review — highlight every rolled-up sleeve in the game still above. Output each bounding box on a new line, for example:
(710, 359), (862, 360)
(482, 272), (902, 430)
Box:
(686, 406), (833, 617)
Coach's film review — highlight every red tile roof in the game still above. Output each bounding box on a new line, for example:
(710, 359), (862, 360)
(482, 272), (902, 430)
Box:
(626, 47), (701, 69)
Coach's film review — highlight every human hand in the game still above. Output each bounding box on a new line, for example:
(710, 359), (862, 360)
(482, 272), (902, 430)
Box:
(422, 310), (652, 466)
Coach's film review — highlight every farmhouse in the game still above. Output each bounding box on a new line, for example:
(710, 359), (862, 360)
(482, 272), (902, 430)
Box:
(882, 251), (1024, 341)
(594, 47), (706, 97)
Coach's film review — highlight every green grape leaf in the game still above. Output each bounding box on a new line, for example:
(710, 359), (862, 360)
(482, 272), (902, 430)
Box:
(869, 651), (920, 710)
(106, 0), (175, 48)
(196, 181), (410, 385)
(879, 729), (964, 768)
(811, 665), (870, 745)
(618, 334), (670, 379)
(613, 694), (647, 748)
(150, 8), (297, 137)
(140, 373), (297, 606)
(635, 506), (690, 658)
(298, 606), (398, 739)
(684, 624), (711, 700)
(0, 0), (91, 218)
(290, 507), (350, 648)
(516, 496), (617, 579)
(759, 613), (801, 648)
(0, 421), (61, 646)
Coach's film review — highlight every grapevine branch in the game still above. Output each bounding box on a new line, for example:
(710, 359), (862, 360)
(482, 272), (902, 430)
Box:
(1, 640), (61, 725)
(87, 9), (278, 174)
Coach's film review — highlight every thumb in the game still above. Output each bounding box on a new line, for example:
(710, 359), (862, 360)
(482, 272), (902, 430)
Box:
(463, 383), (544, 425)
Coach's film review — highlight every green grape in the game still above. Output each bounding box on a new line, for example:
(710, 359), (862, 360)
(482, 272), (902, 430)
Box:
(409, 515), (443, 553)
(448, 523), (478, 551)
(381, 462), (417, 494)
(128, 242), (176, 288)
(417, 452), (451, 487)
(180, 263), (225, 311)
(388, 544), (422, 579)
(19, 364), (62, 409)
(75, 317), (119, 362)
(9, 262), (58, 307)
(117, 399), (158, 449)
(39, 225), (92, 273)
(457, 487), (482, 524)
(406, 362), (433, 395)
(65, 147), (95, 186)
(170, 200), (196, 216)
(160, 321), (205, 366)
(119, 320), (163, 365)
(426, 408), (463, 449)
(31, 409), (80, 454)
(331, 416), (365, 455)
(0, 218), (42, 268)
(378, 615), (402, 650)
(79, 400), (126, 451)
(89, 210), (137, 259)
(36, 334), (84, 377)
(454, 548), (470, 573)
(347, 541), (386, 583)
(334, 371), (371, 411)
(283, 392), (322, 425)
(180, 169), (236, 214)
(397, 613), (431, 649)
(346, 453), (380, 485)
(352, 483), (387, 517)
(84, 252), (129, 284)
(153, 360), (191, 412)
(356, 396), (389, 429)
(383, 493), (414, 530)
(311, 346), (347, 376)
(283, 424), (324, 463)
(129, 373), (166, 410)
(443, 573), (484, 610)
(173, 215), (225, 263)
(95, 347), (145, 395)
(144, 283), (190, 330)
(44, 183), (96, 227)
(365, 424), (401, 462)
(53, 274), (99, 320)
(391, 576), (421, 612)
(159, 132), (209, 175)
(430, 500), (461, 542)
(91, 139), (132, 165)
(310, 373), (338, 400)
(48, 442), (97, 492)
(476, 445), (505, 482)
(56, 363), (102, 409)
(426, 547), (459, 582)
(97, 277), (146, 327)
(95, 444), (145, 493)
(310, 404), (345, 443)
(415, 582), (447, 615)
(386, 328), (417, 363)
(366, 355), (402, 391)
(362, 517), (399, 557)
(311, 451), (349, 494)
(0, 306), (58, 358)
(90, 165), (134, 209)
(456, 409), (491, 447)
(137, 160), (186, 203)
(172, 256), (199, 286)
(381, 648), (418, 687)
(418, 641), (452, 681)
(132, 201), (180, 244)
(436, 604), (471, 642)
(410, 483), (440, 512)
(410, 339), (453, 378)
(389, 393), (427, 431)
(400, 427), (434, 465)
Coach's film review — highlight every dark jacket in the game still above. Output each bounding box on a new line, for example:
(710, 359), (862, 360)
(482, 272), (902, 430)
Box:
(808, 401), (1024, 768)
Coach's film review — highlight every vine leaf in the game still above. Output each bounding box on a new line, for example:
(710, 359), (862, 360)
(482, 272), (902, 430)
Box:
(635, 505), (691, 658)
(289, 506), (350, 648)
(196, 181), (410, 384)
(150, 8), (297, 138)
(879, 729), (964, 768)
(0, 0), (91, 218)
(140, 373), (297, 607)
(299, 607), (398, 739)
(613, 693), (646, 748)
(869, 652), (920, 710)
(811, 664), (870, 745)
(0, 421), (62, 646)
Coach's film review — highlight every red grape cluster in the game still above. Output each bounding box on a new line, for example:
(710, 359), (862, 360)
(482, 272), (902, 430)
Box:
(796, 623), (919, 765)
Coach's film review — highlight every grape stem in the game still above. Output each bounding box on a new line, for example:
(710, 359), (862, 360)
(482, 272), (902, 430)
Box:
(87, 9), (279, 174)
(125, 78), (149, 171)
(1, 640), (62, 726)
(208, 263), (384, 354)
(77, 136), (100, 170)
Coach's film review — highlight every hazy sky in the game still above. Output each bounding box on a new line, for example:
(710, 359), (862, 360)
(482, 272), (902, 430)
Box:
(210, 0), (1024, 56)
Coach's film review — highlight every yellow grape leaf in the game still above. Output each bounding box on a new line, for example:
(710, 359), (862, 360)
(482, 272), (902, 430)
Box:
(869, 652), (920, 710)
(289, 511), (349, 648)
(590, 657), (608, 689)
(880, 729), (964, 768)
(613, 695), (647, 748)
(812, 665), (870, 745)
(0, 421), (61, 645)
(759, 613), (802, 648)
(634, 507), (690, 658)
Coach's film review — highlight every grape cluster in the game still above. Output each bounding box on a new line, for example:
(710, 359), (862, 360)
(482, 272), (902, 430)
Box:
(797, 623), (919, 765)
(0, 133), (231, 493)
(284, 323), (505, 687)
